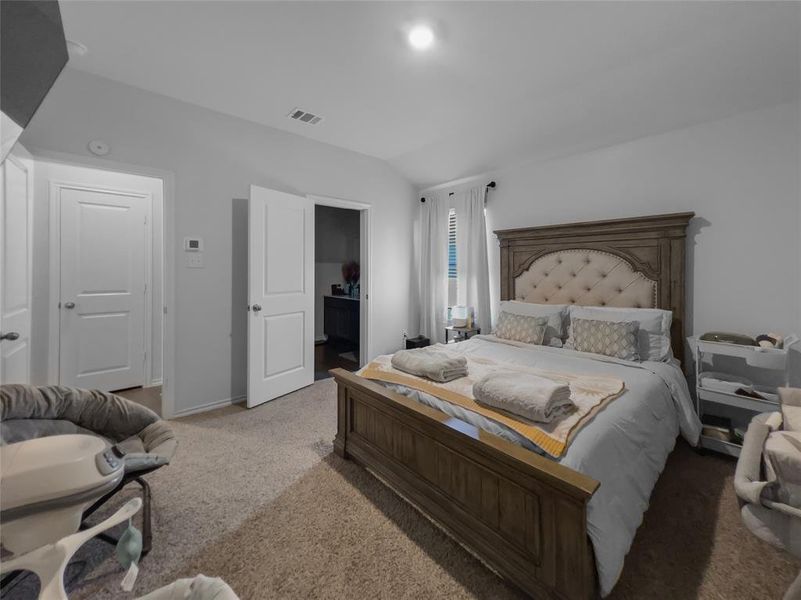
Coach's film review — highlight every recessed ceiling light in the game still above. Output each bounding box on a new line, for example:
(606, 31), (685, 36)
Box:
(408, 25), (434, 50)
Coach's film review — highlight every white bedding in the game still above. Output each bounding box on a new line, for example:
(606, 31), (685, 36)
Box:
(376, 335), (701, 597)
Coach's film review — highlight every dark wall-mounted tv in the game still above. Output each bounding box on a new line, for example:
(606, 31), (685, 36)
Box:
(1, 0), (68, 162)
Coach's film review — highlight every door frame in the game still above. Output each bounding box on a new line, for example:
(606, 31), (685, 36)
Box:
(35, 149), (176, 417)
(308, 194), (371, 366)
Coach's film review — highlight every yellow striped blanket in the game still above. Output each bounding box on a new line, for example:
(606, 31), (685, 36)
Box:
(359, 353), (625, 458)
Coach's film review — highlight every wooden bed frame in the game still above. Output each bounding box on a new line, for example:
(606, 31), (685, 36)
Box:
(332, 212), (694, 599)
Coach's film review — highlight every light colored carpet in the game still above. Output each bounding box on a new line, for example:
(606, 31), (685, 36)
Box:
(5, 378), (799, 599)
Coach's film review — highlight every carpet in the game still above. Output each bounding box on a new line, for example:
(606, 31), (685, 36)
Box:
(5, 378), (798, 599)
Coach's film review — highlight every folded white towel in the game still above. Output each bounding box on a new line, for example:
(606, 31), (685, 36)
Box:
(391, 348), (468, 383)
(473, 372), (574, 423)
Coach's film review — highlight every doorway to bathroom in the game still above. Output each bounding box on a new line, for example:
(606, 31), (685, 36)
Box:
(314, 203), (362, 380)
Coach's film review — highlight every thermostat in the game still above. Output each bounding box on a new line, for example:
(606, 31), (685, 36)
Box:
(184, 237), (203, 252)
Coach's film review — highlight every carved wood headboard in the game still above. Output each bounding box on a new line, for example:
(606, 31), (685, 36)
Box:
(495, 212), (694, 365)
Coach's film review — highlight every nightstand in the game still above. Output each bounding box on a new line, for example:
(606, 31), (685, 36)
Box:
(405, 335), (430, 349)
(445, 326), (480, 344)
(689, 335), (798, 457)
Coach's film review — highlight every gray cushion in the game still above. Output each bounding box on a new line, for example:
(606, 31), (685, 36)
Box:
(1, 418), (97, 444)
(0, 384), (176, 473)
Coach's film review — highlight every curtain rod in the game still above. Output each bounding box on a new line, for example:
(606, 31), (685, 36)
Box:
(420, 180), (495, 203)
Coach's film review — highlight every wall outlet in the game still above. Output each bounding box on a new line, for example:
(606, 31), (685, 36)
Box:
(185, 253), (204, 268)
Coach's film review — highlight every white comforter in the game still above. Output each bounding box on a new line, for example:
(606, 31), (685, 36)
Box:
(377, 335), (701, 597)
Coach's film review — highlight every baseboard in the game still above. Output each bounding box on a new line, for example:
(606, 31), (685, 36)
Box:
(171, 395), (245, 418)
(147, 379), (163, 388)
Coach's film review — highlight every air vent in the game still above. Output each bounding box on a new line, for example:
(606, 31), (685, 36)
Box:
(287, 108), (323, 125)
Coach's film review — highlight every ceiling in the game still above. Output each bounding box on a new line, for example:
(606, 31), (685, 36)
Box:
(59, 1), (800, 187)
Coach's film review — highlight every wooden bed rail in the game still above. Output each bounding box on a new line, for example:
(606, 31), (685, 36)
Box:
(332, 368), (600, 599)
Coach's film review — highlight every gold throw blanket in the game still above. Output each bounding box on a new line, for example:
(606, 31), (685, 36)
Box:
(359, 354), (625, 457)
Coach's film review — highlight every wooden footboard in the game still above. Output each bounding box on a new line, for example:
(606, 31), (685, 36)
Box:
(332, 368), (600, 600)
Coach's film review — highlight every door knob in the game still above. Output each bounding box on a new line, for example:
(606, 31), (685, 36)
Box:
(252, 304), (262, 312)
(0, 332), (19, 341)
(64, 302), (75, 309)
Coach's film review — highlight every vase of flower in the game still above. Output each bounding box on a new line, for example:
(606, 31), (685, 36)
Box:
(341, 261), (360, 299)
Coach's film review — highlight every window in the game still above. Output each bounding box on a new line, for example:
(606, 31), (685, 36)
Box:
(448, 208), (457, 307)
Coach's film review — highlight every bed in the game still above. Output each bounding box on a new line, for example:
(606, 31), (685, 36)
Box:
(331, 212), (699, 599)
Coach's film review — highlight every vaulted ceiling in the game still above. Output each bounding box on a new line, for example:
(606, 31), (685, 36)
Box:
(60, 1), (800, 187)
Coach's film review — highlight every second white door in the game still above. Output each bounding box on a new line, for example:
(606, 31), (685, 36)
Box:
(247, 185), (314, 407)
(57, 181), (150, 391)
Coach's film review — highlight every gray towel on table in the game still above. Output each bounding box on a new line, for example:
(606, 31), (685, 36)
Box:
(473, 372), (575, 423)
(391, 348), (468, 383)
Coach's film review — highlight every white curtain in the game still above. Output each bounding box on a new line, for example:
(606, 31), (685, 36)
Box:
(418, 193), (449, 344)
(455, 185), (492, 334)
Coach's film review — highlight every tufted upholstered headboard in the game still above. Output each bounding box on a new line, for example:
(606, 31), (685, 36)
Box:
(495, 212), (694, 365)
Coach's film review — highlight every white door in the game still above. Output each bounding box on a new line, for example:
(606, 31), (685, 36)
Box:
(0, 150), (33, 384)
(58, 183), (148, 390)
(247, 185), (314, 407)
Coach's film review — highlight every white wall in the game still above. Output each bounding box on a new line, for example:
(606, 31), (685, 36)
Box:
(22, 68), (416, 415)
(420, 102), (800, 347)
(30, 160), (164, 386)
(477, 102), (800, 341)
(314, 205), (360, 341)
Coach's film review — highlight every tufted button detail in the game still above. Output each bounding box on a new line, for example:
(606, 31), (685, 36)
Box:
(543, 297), (548, 302)
(569, 299), (575, 304)
(600, 301), (606, 306)
(570, 272), (576, 277)
(585, 286), (591, 292)
(635, 303), (641, 308)
(616, 287), (623, 293)
(556, 284), (562, 289)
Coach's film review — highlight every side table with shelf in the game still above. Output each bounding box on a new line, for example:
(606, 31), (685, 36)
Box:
(689, 335), (798, 457)
(445, 326), (481, 344)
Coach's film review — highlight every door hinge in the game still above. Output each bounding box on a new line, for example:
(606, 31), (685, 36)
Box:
(144, 215), (148, 225)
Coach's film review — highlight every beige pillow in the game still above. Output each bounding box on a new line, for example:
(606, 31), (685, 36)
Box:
(494, 312), (547, 345)
(498, 301), (568, 345)
(764, 430), (801, 508)
(570, 318), (640, 361)
(779, 387), (801, 432)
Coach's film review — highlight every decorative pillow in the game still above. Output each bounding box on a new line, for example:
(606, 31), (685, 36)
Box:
(498, 301), (568, 345)
(764, 430), (801, 508)
(570, 318), (640, 361)
(494, 312), (548, 345)
(780, 387), (801, 432)
(565, 306), (671, 362)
